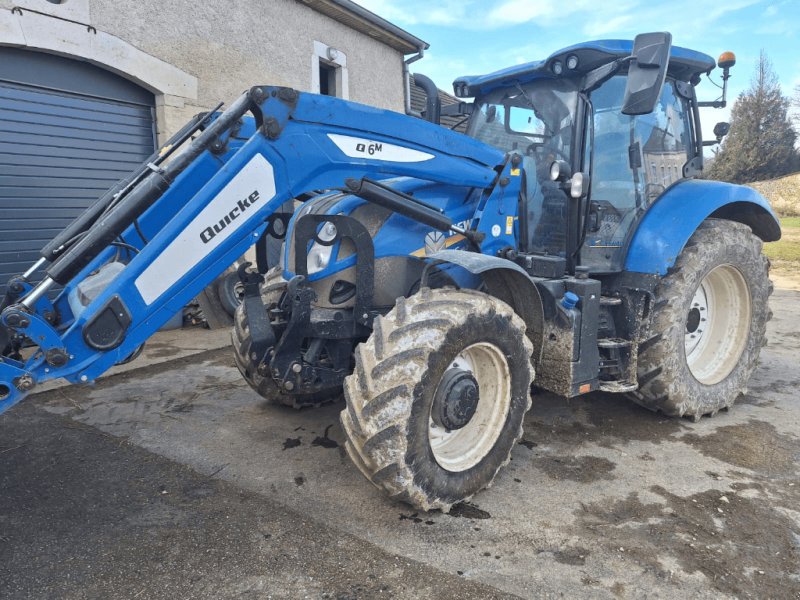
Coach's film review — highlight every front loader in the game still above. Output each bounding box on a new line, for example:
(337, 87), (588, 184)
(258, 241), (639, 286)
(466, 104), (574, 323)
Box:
(0, 33), (780, 511)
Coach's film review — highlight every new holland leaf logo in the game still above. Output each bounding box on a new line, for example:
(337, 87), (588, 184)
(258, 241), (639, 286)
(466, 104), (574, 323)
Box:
(200, 190), (260, 244)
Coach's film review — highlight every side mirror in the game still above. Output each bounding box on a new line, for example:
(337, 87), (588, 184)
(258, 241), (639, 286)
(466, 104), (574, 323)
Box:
(622, 32), (672, 116)
(713, 121), (730, 140)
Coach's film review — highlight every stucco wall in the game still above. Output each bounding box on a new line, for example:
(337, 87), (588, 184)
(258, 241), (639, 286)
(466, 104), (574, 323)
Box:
(0, 0), (407, 142)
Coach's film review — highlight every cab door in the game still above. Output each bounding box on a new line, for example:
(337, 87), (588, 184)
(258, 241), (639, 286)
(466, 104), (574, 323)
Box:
(580, 75), (693, 272)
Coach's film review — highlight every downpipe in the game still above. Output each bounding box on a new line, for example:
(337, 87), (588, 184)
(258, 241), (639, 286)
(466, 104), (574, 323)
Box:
(403, 48), (424, 116)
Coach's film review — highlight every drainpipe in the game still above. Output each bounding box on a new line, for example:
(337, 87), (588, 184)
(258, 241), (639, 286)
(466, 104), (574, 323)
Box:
(403, 48), (424, 116)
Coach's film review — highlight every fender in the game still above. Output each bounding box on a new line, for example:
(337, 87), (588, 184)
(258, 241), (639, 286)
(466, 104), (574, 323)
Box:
(426, 249), (544, 361)
(625, 179), (781, 275)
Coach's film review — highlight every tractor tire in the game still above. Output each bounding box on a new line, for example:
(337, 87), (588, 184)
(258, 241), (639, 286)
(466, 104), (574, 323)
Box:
(231, 269), (342, 409)
(341, 288), (534, 512)
(629, 219), (772, 420)
(218, 271), (244, 317)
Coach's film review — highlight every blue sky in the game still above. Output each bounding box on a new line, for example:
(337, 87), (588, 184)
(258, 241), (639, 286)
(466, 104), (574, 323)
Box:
(354, 0), (800, 137)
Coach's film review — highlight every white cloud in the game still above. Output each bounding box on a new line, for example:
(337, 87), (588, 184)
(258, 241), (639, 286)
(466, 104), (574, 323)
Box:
(351, 0), (767, 36)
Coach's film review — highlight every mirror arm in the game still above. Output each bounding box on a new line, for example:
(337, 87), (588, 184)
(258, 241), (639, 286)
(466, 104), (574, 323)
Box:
(581, 56), (632, 94)
(697, 65), (732, 109)
(440, 102), (473, 117)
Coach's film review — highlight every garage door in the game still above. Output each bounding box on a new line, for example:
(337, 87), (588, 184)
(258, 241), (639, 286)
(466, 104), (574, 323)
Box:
(0, 48), (156, 296)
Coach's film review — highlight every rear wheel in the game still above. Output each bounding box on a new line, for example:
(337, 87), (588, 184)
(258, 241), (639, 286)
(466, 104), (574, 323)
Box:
(231, 269), (341, 409)
(341, 288), (533, 511)
(629, 219), (772, 419)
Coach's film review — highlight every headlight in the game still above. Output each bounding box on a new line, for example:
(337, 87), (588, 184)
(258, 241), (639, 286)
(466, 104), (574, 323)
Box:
(566, 54), (579, 70)
(551, 60), (563, 76)
(307, 242), (333, 274)
(307, 221), (337, 274)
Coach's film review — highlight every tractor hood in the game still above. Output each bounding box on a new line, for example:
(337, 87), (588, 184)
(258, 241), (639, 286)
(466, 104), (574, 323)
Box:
(283, 177), (478, 280)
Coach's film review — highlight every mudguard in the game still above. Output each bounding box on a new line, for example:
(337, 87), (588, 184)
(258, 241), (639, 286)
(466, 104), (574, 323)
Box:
(624, 179), (781, 275)
(426, 250), (544, 361)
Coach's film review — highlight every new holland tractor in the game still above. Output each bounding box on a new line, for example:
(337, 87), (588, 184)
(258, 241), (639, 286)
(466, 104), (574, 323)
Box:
(0, 33), (780, 511)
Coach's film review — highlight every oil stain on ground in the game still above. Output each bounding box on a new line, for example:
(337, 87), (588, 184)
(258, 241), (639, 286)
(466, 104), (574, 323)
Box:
(312, 424), (339, 449)
(282, 437), (302, 450)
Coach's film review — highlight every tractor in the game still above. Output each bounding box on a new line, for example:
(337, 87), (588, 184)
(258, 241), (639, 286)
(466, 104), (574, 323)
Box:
(0, 33), (780, 511)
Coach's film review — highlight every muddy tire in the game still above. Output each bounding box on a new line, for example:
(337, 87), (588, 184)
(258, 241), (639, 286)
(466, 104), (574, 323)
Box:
(629, 219), (772, 420)
(341, 288), (534, 512)
(231, 269), (341, 409)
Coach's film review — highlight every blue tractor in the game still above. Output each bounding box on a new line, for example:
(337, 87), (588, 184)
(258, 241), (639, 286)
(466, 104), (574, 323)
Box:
(0, 33), (780, 510)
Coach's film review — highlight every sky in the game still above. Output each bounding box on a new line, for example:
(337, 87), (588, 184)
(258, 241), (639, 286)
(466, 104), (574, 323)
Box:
(353, 0), (800, 139)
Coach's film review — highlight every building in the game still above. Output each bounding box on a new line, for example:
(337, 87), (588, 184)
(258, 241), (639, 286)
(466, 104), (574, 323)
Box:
(0, 0), (427, 295)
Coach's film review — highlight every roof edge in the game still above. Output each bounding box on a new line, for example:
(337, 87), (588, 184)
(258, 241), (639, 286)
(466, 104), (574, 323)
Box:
(298, 0), (429, 54)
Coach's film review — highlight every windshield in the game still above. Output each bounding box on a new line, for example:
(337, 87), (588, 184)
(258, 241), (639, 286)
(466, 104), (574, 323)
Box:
(468, 79), (579, 257)
(468, 78), (579, 160)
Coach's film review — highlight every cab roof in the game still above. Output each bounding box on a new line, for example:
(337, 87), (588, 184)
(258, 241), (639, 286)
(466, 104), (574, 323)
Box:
(453, 39), (716, 98)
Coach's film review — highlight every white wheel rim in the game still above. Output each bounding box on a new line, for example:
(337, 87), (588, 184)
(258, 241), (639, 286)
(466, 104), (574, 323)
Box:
(428, 342), (511, 472)
(684, 264), (751, 385)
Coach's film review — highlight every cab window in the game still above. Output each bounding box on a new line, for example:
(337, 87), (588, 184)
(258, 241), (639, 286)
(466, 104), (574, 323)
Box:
(582, 76), (691, 271)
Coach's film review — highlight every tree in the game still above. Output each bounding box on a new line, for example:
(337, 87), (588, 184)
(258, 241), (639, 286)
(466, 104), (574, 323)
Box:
(706, 50), (798, 184)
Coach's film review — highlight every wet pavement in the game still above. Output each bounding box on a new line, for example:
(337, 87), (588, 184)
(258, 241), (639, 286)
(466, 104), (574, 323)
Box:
(2, 288), (799, 599)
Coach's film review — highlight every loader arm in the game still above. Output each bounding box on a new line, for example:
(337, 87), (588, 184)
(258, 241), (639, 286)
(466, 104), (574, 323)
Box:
(0, 86), (503, 414)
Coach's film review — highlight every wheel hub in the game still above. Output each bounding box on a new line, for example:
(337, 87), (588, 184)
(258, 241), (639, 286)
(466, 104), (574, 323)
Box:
(684, 264), (751, 385)
(686, 307), (702, 334)
(428, 342), (512, 472)
(685, 282), (709, 356)
(432, 368), (479, 430)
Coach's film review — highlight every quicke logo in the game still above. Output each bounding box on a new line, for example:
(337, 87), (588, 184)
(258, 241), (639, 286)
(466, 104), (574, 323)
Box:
(200, 190), (260, 244)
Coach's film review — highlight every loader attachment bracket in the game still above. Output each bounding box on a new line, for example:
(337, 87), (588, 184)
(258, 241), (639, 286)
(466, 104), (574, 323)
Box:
(293, 213), (375, 326)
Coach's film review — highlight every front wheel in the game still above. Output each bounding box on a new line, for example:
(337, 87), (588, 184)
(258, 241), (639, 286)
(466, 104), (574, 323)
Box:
(340, 288), (534, 512)
(629, 219), (772, 419)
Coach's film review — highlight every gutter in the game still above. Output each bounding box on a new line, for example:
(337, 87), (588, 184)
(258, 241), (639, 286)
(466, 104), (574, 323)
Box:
(324, 0), (429, 52)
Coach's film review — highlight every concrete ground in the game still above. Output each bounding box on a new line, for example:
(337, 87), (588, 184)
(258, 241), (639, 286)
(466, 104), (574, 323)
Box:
(1, 290), (799, 599)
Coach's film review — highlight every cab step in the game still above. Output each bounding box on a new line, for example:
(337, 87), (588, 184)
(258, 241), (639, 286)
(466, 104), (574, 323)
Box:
(597, 337), (632, 349)
(599, 380), (639, 393)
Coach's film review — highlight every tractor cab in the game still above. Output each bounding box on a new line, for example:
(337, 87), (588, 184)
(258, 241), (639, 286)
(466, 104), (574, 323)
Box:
(454, 35), (716, 274)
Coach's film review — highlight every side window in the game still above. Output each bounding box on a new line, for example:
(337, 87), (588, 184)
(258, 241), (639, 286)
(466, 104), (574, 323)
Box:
(583, 77), (691, 271)
(638, 82), (689, 199)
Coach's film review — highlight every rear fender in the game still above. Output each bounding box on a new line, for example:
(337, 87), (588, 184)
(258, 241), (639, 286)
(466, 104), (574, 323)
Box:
(625, 180), (781, 275)
(426, 250), (544, 362)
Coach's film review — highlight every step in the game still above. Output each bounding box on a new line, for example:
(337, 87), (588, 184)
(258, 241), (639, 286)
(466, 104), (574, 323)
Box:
(599, 380), (639, 393)
(597, 337), (632, 349)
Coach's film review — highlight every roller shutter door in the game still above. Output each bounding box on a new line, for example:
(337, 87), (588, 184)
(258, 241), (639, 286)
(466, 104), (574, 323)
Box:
(0, 48), (156, 295)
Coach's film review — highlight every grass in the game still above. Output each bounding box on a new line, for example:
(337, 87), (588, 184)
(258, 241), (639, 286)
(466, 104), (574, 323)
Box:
(764, 217), (800, 262)
(764, 217), (800, 289)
